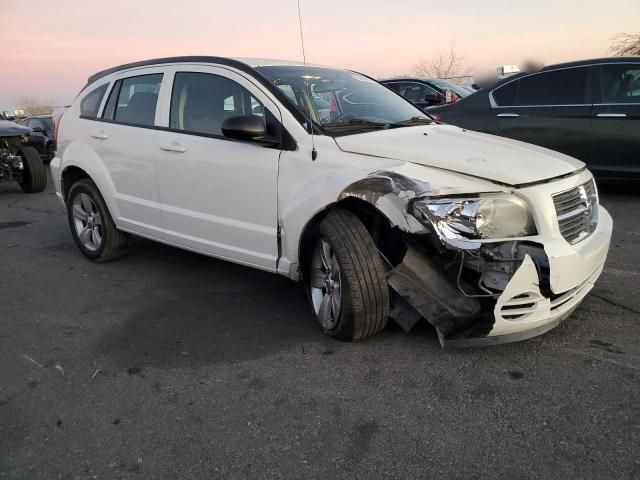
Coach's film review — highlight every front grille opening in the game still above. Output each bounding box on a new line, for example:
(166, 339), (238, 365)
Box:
(553, 180), (598, 244)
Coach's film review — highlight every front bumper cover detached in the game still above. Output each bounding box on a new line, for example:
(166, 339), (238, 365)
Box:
(387, 206), (612, 347)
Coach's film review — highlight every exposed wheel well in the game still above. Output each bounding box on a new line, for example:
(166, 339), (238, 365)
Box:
(298, 197), (406, 281)
(61, 166), (90, 201)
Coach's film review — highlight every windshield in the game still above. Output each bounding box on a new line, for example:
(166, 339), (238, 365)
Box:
(427, 79), (472, 98)
(256, 66), (432, 134)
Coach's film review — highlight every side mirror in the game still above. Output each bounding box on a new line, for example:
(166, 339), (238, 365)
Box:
(31, 126), (45, 133)
(221, 115), (275, 144)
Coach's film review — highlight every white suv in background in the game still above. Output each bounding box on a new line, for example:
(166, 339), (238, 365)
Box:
(51, 56), (612, 346)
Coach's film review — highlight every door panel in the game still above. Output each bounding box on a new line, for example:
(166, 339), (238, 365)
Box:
(590, 63), (640, 178)
(154, 67), (281, 270)
(495, 105), (592, 161)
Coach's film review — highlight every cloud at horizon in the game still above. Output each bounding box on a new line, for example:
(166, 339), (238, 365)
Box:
(0, 0), (638, 109)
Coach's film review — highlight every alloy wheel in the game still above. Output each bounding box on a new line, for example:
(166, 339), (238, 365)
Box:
(310, 239), (343, 330)
(72, 193), (103, 251)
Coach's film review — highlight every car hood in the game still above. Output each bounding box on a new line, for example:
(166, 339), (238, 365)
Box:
(0, 120), (30, 137)
(333, 124), (584, 186)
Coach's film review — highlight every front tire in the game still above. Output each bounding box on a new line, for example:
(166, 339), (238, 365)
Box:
(19, 146), (47, 193)
(66, 179), (130, 262)
(308, 208), (390, 341)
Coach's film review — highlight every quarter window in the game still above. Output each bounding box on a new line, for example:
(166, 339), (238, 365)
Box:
(80, 84), (108, 118)
(111, 74), (162, 126)
(600, 64), (640, 103)
(170, 72), (265, 136)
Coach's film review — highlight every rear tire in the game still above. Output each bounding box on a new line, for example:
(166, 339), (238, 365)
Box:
(308, 208), (389, 341)
(67, 179), (130, 262)
(19, 146), (47, 193)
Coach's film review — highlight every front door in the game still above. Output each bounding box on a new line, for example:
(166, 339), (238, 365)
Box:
(591, 62), (640, 179)
(153, 67), (281, 270)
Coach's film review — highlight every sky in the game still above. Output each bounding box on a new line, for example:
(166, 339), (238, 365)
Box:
(1, 0), (638, 110)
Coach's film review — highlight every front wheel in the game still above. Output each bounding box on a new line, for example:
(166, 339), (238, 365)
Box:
(19, 146), (47, 193)
(66, 179), (130, 262)
(308, 208), (389, 341)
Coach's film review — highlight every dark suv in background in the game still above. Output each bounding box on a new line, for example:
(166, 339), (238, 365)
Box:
(18, 115), (55, 162)
(428, 57), (640, 180)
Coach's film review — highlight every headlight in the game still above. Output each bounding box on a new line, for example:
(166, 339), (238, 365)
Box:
(413, 194), (536, 241)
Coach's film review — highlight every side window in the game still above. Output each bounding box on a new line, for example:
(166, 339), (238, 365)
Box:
(399, 82), (431, 102)
(106, 74), (162, 126)
(170, 72), (265, 136)
(492, 80), (519, 106)
(600, 64), (640, 103)
(517, 68), (588, 106)
(80, 84), (108, 118)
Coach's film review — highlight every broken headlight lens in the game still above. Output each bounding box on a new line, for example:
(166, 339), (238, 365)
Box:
(413, 194), (536, 240)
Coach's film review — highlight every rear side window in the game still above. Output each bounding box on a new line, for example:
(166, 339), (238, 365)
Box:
(80, 84), (108, 118)
(103, 74), (163, 126)
(600, 63), (640, 103)
(169, 72), (265, 136)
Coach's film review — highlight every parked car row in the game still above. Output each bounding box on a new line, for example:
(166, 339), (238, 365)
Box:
(393, 57), (639, 180)
(50, 56), (612, 348)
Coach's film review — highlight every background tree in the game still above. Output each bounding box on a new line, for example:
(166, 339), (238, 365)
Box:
(412, 44), (472, 79)
(15, 97), (54, 116)
(609, 32), (640, 56)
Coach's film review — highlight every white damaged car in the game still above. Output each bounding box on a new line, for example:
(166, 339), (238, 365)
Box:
(51, 57), (613, 346)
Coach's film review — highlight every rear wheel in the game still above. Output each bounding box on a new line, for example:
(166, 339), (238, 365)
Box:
(67, 179), (130, 262)
(19, 146), (47, 193)
(308, 208), (389, 341)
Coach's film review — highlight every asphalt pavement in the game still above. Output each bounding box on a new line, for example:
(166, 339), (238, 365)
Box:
(1, 170), (639, 479)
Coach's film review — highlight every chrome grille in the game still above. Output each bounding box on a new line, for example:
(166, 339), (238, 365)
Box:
(553, 180), (598, 244)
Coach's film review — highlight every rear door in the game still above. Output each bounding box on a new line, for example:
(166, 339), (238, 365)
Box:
(492, 66), (592, 162)
(95, 70), (166, 238)
(591, 62), (640, 178)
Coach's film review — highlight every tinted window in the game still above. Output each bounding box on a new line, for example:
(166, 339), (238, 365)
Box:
(492, 80), (519, 106)
(170, 72), (265, 136)
(112, 74), (162, 126)
(518, 68), (588, 105)
(600, 64), (640, 103)
(80, 84), (108, 118)
(384, 82), (402, 93)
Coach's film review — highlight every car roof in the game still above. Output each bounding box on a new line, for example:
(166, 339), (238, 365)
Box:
(86, 56), (328, 86)
(493, 56), (640, 88)
(380, 78), (441, 83)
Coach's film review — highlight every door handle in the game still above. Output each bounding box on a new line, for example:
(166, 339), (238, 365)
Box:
(90, 130), (108, 140)
(496, 113), (520, 118)
(160, 142), (186, 153)
(596, 113), (626, 118)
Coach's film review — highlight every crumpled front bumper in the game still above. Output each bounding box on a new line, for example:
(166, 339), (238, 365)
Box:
(444, 205), (612, 347)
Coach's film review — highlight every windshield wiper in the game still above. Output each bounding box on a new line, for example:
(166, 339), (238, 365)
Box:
(322, 119), (389, 129)
(388, 117), (433, 128)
